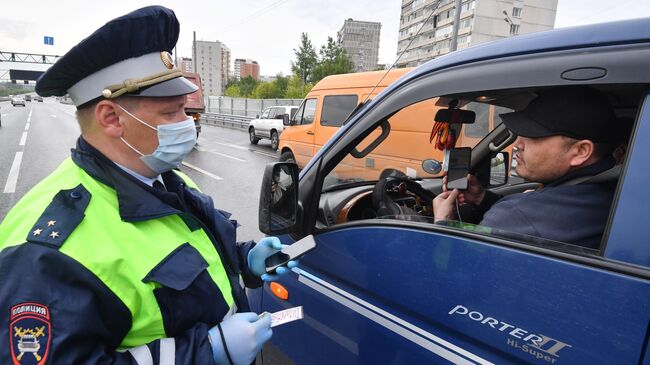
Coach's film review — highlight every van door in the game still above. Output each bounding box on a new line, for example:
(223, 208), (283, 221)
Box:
(287, 98), (317, 167)
(315, 95), (359, 156)
(263, 225), (650, 365)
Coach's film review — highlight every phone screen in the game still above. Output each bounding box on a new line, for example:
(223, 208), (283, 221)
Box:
(446, 147), (471, 190)
(265, 235), (317, 273)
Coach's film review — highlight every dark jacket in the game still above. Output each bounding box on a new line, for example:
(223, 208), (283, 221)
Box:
(0, 137), (261, 364)
(477, 157), (617, 249)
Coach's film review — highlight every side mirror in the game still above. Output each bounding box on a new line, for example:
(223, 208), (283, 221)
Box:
(489, 152), (509, 186)
(474, 152), (509, 188)
(283, 114), (290, 126)
(259, 162), (300, 234)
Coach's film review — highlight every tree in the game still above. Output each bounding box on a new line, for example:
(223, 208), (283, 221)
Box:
(238, 76), (259, 97)
(274, 74), (289, 97)
(307, 36), (356, 83)
(252, 82), (282, 99)
(285, 75), (313, 98)
(224, 84), (241, 97)
(290, 33), (318, 88)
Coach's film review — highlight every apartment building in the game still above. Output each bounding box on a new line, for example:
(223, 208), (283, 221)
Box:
(234, 59), (260, 81)
(396, 0), (557, 67)
(193, 40), (231, 96)
(337, 19), (382, 72)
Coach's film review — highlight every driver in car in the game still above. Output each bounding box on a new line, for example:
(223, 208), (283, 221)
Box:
(433, 87), (621, 249)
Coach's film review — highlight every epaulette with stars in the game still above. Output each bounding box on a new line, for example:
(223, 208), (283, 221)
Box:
(26, 184), (91, 249)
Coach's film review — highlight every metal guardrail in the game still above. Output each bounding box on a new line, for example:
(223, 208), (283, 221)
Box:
(202, 112), (253, 130)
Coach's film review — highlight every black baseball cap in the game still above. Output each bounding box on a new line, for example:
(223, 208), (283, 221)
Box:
(500, 87), (616, 143)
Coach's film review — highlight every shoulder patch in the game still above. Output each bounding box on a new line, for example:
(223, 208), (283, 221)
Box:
(26, 184), (91, 249)
(9, 302), (51, 365)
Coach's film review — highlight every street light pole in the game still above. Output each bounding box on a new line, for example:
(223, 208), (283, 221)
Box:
(449, 0), (462, 52)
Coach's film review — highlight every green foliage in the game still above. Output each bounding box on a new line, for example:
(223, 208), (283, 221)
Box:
(0, 82), (33, 97)
(290, 33), (318, 85)
(285, 75), (313, 98)
(252, 82), (281, 99)
(311, 36), (355, 83)
(290, 34), (355, 86)
(224, 84), (241, 97)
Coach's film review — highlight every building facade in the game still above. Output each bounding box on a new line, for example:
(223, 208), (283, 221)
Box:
(337, 19), (381, 72)
(193, 40), (231, 96)
(396, 0), (557, 68)
(178, 57), (193, 73)
(234, 59), (260, 81)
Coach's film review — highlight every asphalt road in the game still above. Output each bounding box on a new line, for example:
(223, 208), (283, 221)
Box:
(0, 99), (279, 242)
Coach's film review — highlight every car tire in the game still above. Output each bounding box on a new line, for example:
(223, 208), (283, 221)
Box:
(270, 131), (279, 151)
(249, 127), (260, 145)
(279, 151), (295, 163)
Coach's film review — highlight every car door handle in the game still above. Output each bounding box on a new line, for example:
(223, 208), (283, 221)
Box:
(307, 131), (315, 135)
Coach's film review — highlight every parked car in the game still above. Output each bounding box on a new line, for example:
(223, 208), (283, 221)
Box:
(24, 95), (31, 102)
(11, 97), (25, 107)
(248, 105), (298, 150)
(251, 18), (650, 365)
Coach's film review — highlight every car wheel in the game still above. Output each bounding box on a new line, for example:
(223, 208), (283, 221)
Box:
(270, 131), (279, 151)
(279, 151), (295, 163)
(249, 128), (260, 145)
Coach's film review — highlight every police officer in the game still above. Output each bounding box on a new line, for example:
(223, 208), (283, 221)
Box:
(0, 6), (294, 364)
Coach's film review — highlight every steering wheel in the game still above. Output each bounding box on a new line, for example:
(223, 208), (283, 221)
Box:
(372, 176), (437, 219)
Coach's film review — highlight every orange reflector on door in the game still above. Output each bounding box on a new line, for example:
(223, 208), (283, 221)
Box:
(270, 282), (289, 300)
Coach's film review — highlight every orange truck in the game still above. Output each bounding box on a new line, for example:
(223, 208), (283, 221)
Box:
(183, 72), (205, 137)
(279, 68), (507, 180)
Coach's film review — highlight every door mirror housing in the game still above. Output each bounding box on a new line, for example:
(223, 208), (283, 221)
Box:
(283, 114), (290, 126)
(474, 152), (509, 188)
(259, 162), (300, 234)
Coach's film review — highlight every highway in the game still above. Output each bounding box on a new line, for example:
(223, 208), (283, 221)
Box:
(0, 99), (279, 242)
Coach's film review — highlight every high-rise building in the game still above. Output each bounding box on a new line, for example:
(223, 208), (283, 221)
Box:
(234, 59), (260, 81)
(396, 0), (558, 68)
(193, 40), (231, 96)
(337, 19), (381, 72)
(178, 57), (193, 73)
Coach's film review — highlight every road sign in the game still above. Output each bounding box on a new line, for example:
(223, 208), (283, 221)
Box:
(44, 36), (54, 46)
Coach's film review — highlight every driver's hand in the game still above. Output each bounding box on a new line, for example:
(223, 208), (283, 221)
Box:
(433, 189), (460, 222)
(443, 174), (485, 206)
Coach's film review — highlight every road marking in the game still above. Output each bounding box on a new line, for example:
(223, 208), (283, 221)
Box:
(3, 152), (24, 193)
(28, 110), (32, 119)
(194, 145), (246, 162)
(18, 132), (28, 146)
(24, 123), (30, 131)
(249, 149), (278, 158)
(181, 162), (223, 180)
(212, 141), (250, 151)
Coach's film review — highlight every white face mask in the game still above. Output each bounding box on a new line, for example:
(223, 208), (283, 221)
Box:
(117, 104), (197, 174)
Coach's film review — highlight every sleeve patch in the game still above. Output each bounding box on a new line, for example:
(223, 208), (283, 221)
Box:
(9, 302), (52, 365)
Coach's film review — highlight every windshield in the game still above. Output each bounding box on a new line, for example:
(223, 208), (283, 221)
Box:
(323, 97), (512, 191)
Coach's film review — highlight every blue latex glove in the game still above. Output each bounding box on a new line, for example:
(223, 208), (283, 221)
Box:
(208, 312), (272, 365)
(247, 236), (299, 281)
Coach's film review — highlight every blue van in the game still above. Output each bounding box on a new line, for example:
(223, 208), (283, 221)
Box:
(250, 18), (650, 364)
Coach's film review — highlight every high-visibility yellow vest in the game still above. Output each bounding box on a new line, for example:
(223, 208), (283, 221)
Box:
(0, 158), (234, 348)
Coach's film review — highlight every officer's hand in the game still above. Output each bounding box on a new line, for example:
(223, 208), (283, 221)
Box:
(247, 237), (298, 281)
(208, 312), (272, 365)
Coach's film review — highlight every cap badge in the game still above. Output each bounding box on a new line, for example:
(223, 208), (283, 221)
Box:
(160, 52), (174, 69)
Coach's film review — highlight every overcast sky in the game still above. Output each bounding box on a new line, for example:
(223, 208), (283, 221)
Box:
(1, 0), (650, 76)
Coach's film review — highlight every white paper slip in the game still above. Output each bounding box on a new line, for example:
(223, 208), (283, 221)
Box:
(261, 306), (304, 327)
